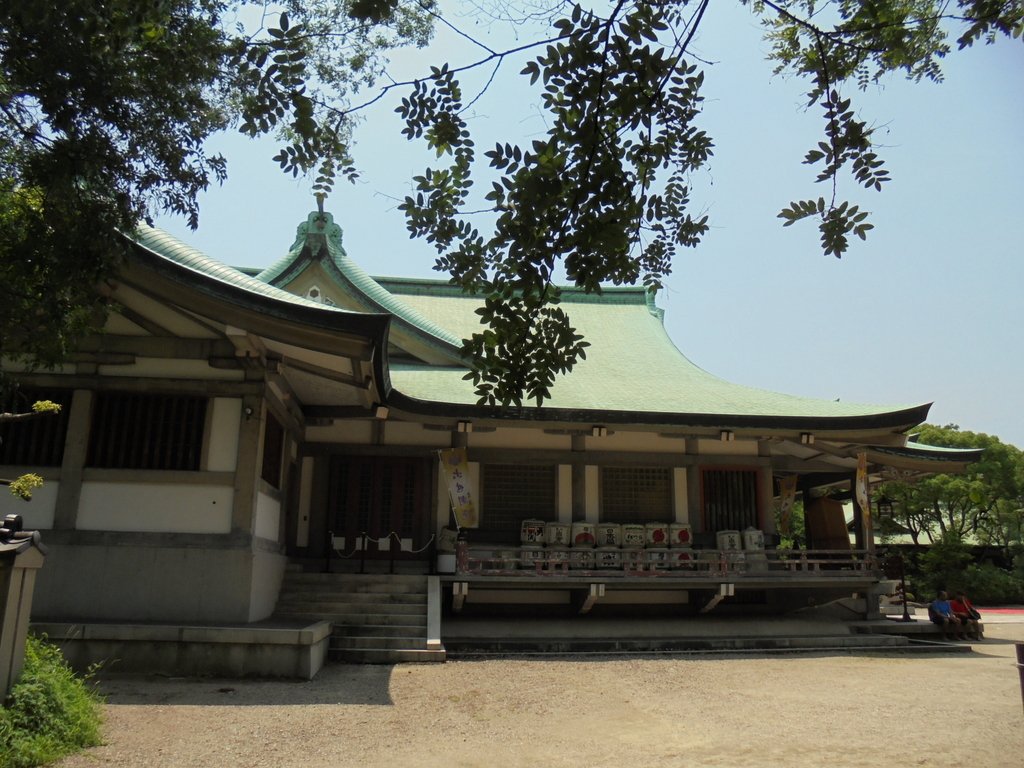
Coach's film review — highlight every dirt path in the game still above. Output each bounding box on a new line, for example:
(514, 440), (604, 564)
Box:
(56, 624), (1024, 768)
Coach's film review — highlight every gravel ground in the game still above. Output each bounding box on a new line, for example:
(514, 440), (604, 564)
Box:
(55, 623), (1024, 768)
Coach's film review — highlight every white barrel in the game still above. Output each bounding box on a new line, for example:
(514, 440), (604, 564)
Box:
(645, 522), (669, 547)
(717, 530), (742, 551)
(595, 546), (622, 569)
(742, 527), (765, 550)
(570, 548), (595, 570)
(670, 549), (695, 569)
(520, 519), (546, 544)
(621, 524), (646, 548)
(644, 548), (670, 569)
(571, 522), (596, 548)
(622, 548), (645, 571)
(545, 522), (572, 546)
(595, 523), (622, 547)
(546, 545), (570, 566)
(497, 550), (518, 570)
(520, 546), (544, 568)
(668, 523), (693, 548)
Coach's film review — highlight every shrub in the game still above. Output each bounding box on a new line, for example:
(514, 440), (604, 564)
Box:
(0, 636), (102, 768)
(953, 563), (1024, 605)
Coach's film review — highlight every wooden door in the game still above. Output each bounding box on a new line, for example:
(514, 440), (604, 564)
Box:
(328, 455), (432, 559)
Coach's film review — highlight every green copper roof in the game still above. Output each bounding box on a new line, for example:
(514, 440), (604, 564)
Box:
(132, 224), (339, 312)
(132, 212), (932, 428)
(257, 212), (463, 357)
(383, 286), (922, 419)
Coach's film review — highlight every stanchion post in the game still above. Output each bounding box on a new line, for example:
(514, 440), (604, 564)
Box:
(1015, 643), (1024, 714)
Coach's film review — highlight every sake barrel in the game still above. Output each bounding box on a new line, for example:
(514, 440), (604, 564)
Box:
(645, 522), (669, 547)
(668, 523), (693, 548)
(570, 548), (596, 570)
(742, 527), (765, 551)
(716, 529), (742, 551)
(621, 524), (646, 548)
(595, 523), (622, 547)
(545, 522), (572, 546)
(644, 547), (670, 569)
(571, 521), (596, 548)
(546, 545), (570, 567)
(670, 549), (695, 569)
(520, 546), (544, 568)
(520, 519), (546, 544)
(622, 548), (645, 571)
(595, 546), (622, 569)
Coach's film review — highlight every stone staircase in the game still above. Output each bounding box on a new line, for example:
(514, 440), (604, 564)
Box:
(273, 572), (445, 664)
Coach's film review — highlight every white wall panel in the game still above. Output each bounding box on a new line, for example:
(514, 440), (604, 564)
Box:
(77, 482), (232, 533)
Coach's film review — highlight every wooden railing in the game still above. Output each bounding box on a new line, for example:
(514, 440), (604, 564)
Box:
(459, 545), (880, 579)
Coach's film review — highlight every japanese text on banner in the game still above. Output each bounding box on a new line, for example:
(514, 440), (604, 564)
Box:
(439, 447), (478, 528)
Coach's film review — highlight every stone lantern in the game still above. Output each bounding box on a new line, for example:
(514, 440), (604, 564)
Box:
(0, 514), (47, 698)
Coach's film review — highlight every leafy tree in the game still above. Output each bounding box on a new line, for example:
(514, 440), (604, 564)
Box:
(878, 424), (1024, 545)
(1, 0), (1021, 406)
(0, 0), (432, 376)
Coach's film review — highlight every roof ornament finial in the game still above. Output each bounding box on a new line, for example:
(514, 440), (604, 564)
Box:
(315, 192), (326, 216)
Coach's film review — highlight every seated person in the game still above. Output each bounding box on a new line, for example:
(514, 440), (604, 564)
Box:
(928, 590), (966, 640)
(950, 591), (983, 639)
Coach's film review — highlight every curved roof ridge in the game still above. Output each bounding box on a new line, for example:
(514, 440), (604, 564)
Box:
(258, 212), (464, 355)
(130, 224), (348, 312)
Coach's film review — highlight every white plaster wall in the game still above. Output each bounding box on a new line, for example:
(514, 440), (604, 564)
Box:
(77, 482), (233, 533)
(0, 481), (58, 529)
(205, 397), (242, 472)
(254, 490), (281, 542)
(382, 422), (447, 447)
(557, 465), (572, 523)
(98, 358), (244, 380)
(672, 467), (688, 523)
(306, 421), (374, 444)
(297, 456), (313, 547)
(696, 439), (759, 456)
(467, 428), (571, 451)
(249, 549), (287, 621)
(585, 465), (599, 519)
(586, 432), (686, 453)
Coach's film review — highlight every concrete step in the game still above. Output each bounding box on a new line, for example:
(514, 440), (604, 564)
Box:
(332, 636), (429, 651)
(278, 590), (426, 604)
(276, 601), (427, 616)
(330, 648), (446, 664)
(281, 575), (427, 594)
(276, 610), (427, 627)
(442, 633), (918, 657)
(333, 624), (426, 639)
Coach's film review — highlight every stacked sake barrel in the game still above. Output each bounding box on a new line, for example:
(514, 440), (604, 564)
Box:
(668, 522), (693, 569)
(519, 519), (694, 571)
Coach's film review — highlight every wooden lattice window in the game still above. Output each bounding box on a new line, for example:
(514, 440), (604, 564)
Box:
(702, 468), (760, 532)
(600, 466), (672, 522)
(88, 392), (206, 471)
(477, 464), (557, 544)
(0, 387), (72, 467)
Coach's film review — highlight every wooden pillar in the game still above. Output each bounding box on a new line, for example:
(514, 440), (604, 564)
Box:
(571, 434), (586, 522)
(850, 472), (865, 550)
(685, 439), (701, 533)
(52, 389), (93, 530)
(231, 393), (264, 536)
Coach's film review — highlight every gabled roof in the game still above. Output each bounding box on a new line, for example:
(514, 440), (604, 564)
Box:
(132, 212), (939, 437)
(256, 211), (463, 364)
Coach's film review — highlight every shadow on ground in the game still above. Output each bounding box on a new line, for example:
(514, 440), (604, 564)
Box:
(93, 663), (396, 707)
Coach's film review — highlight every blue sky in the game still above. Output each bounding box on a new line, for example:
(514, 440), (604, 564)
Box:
(157, 3), (1024, 449)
